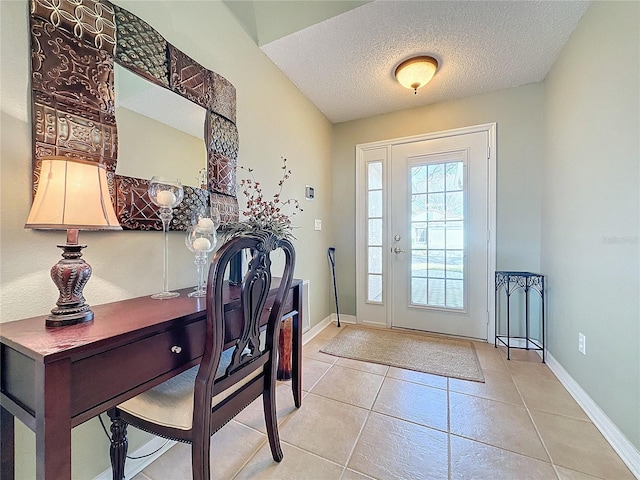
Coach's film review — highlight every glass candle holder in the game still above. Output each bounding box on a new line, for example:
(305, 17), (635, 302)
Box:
(148, 177), (184, 299)
(185, 211), (218, 297)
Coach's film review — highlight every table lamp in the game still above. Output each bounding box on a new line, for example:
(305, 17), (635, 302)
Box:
(24, 156), (122, 327)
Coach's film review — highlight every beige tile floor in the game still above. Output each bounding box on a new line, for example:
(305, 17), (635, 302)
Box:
(132, 324), (634, 480)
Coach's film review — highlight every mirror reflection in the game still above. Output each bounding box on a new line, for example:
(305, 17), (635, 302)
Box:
(114, 63), (207, 185)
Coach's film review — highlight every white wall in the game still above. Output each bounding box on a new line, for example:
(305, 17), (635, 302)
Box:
(0, 1), (334, 477)
(542, 0), (640, 449)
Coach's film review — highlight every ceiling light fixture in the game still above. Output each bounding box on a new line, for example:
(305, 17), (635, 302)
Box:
(395, 56), (439, 94)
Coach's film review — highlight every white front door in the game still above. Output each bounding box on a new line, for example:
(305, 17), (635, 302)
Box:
(356, 125), (495, 340)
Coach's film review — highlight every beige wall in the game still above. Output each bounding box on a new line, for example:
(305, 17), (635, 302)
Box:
(542, 1), (640, 449)
(331, 83), (544, 314)
(0, 1), (333, 477)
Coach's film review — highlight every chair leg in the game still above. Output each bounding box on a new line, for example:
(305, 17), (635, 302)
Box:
(107, 409), (128, 480)
(191, 435), (211, 480)
(263, 380), (283, 462)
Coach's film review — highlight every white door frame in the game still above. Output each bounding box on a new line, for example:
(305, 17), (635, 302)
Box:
(355, 123), (497, 341)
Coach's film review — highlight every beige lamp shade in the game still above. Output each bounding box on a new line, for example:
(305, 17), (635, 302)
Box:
(395, 56), (439, 92)
(25, 156), (121, 230)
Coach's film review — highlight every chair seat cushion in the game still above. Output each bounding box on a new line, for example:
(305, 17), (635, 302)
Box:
(118, 348), (261, 430)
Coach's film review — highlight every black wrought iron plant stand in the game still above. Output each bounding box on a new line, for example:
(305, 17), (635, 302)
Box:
(495, 271), (545, 362)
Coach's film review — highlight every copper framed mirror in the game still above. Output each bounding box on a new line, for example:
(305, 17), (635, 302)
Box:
(29, 0), (239, 229)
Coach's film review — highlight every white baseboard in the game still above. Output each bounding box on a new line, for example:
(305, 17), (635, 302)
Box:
(330, 313), (356, 326)
(545, 352), (640, 479)
(93, 437), (177, 480)
(302, 314), (356, 344)
(302, 315), (333, 344)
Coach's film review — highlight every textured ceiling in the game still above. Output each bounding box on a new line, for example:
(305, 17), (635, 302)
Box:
(258, 0), (590, 123)
(223, 0), (371, 46)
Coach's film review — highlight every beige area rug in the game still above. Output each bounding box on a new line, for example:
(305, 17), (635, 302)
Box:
(320, 325), (485, 382)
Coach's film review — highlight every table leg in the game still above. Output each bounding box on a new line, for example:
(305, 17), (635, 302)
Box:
(36, 360), (72, 479)
(525, 284), (530, 350)
(541, 278), (546, 363)
(506, 275), (511, 360)
(292, 310), (302, 408)
(277, 317), (293, 380)
(1, 405), (15, 480)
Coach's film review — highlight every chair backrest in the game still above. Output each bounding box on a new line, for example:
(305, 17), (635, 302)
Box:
(192, 233), (295, 424)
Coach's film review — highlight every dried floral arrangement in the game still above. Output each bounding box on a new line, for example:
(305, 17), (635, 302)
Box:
(223, 157), (303, 240)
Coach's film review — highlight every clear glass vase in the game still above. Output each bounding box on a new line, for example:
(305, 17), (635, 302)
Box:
(185, 208), (219, 297)
(148, 177), (184, 299)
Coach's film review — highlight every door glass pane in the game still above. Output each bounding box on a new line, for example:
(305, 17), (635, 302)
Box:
(411, 194), (427, 221)
(446, 192), (463, 219)
(411, 250), (427, 276)
(446, 162), (464, 190)
(428, 222), (445, 249)
(428, 250), (445, 278)
(446, 250), (463, 279)
(428, 278), (445, 306)
(411, 277), (427, 304)
(368, 218), (382, 245)
(412, 165), (427, 193)
(446, 221), (463, 249)
(411, 221), (427, 245)
(410, 160), (465, 309)
(427, 193), (444, 221)
(368, 274), (382, 302)
(368, 190), (382, 217)
(446, 279), (463, 308)
(366, 161), (383, 303)
(368, 246), (382, 274)
(427, 164), (444, 192)
(368, 162), (382, 189)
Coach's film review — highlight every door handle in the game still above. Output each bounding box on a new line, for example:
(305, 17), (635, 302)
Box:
(393, 247), (405, 254)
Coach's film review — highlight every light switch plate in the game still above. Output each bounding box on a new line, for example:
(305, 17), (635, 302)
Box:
(306, 185), (315, 200)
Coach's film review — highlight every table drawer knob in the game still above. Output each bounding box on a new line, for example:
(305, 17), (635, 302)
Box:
(171, 346), (182, 354)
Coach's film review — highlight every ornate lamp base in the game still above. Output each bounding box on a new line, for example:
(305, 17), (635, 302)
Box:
(46, 230), (94, 327)
(47, 305), (94, 327)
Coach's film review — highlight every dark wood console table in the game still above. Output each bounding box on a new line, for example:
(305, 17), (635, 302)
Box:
(0, 279), (302, 479)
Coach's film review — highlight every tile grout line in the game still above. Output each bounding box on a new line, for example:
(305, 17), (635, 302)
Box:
(229, 430), (269, 480)
(447, 377), (452, 480)
(342, 409), (373, 475)
(451, 350), (565, 470)
(302, 356), (335, 392)
(504, 357), (561, 480)
(339, 365), (387, 477)
(230, 386), (310, 479)
(325, 359), (389, 378)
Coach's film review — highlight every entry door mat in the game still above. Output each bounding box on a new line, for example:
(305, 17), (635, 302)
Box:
(320, 325), (485, 382)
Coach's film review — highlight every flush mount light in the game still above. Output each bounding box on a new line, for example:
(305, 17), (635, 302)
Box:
(394, 56), (439, 94)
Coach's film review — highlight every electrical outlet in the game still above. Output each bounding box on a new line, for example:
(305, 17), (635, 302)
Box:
(314, 219), (322, 231)
(578, 332), (586, 355)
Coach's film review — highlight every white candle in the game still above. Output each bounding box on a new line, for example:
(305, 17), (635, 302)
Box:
(197, 217), (215, 231)
(192, 237), (211, 251)
(156, 190), (177, 207)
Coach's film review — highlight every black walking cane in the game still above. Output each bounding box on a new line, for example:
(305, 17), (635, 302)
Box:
(327, 247), (341, 327)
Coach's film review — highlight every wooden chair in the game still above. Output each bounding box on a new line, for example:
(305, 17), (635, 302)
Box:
(107, 233), (296, 480)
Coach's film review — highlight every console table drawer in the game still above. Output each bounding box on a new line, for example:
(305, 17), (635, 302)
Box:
(70, 319), (206, 419)
(69, 287), (295, 420)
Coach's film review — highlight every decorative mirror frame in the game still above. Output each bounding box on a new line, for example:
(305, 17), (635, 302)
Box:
(29, 0), (239, 230)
